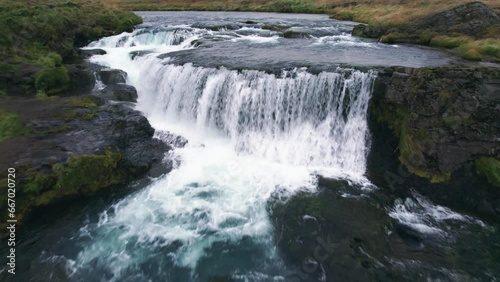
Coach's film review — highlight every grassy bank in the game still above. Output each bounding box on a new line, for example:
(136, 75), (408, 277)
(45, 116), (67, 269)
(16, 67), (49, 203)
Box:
(0, 0), (142, 95)
(331, 1), (500, 61)
(102, 0), (333, 13)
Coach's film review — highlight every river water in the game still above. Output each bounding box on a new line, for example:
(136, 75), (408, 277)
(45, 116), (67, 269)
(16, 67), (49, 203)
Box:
(2, 12), (498, 282)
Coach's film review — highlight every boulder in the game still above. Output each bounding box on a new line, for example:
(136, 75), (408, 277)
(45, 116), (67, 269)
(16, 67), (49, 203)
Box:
(79, 48), (107, 58)
(98, 69), (127, 85)
(66, 63), (96, 95)
(98, 84), (138, 102)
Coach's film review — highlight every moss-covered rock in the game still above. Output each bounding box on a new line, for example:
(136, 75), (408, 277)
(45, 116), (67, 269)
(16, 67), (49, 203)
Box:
(373, 67), (500, 184)
(475, 157), (500, 187)
(0, 0), (142, 96)
(52, 151), (123, 192)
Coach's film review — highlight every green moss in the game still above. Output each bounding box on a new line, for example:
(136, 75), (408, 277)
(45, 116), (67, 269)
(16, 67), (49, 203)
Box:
(261, 24), (290, 32)
(24, 170), (55, 195)
(0, 109), (28, 141)
(376, 101), (450, 183)
(65, 96), (100, 109)
(33, 125), (72, 135)
(475, 157), (500, 187)
(52, 151), (123, 192)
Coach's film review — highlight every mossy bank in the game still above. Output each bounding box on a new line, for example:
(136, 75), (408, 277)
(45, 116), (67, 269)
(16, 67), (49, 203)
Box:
(0, 0), (142, 96)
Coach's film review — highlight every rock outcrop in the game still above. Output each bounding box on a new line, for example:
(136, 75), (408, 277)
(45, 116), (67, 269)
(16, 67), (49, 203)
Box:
(368, 66), (500, 215)
(0, 67), (169, 230)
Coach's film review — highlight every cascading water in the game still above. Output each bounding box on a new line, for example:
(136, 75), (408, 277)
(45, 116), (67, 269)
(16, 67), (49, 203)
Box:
(75, 26), (377, 280)
(73, 24), (378, 281)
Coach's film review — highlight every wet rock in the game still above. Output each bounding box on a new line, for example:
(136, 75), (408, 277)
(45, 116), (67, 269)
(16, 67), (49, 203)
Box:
(98, 69), (127, 85)
(283, 30), (310, 39)
(0, 93), (170, 229)
(79, 48), (107, 58)
(129, 50), (155, 60)
(154, 130), (189, 148)
(66, 63), (96, 95)
(98, 84), (138, 102)
(368, 66), (500, 216)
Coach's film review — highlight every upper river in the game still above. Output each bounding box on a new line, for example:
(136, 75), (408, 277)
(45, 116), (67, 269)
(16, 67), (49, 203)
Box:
(2, 12), (499, 282)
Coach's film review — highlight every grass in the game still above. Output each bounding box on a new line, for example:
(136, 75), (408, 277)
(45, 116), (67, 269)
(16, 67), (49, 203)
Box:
(0, 0), (142, 95)
(102, 0), (332, 13)
(327, 1), (500, 61)
(329, 0), (500, 28)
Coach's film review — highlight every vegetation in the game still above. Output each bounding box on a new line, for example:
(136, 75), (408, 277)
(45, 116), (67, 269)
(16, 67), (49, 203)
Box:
(476, 157), (500, 187)
(102, 0), (331, 13)
(0, 109), (28, 141)
(0, 0), (142, 95)
(0, 151), (124, 222)
(328, 0), (500, 61)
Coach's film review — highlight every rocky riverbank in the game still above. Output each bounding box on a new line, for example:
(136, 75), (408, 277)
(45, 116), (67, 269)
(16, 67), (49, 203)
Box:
(0, 1), (169, 234)
(0, 65), (170, 232)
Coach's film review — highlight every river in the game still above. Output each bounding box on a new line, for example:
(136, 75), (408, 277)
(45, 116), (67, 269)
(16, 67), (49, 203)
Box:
(3, 12), (498, 282)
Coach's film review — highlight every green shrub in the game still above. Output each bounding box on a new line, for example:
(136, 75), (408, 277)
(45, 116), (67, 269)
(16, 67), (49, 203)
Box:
(0, 109), (28, 141)
(35, 66), (69, 94)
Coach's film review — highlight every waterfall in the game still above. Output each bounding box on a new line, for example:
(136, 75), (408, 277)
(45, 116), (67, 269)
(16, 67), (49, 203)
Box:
(133, 60), (375, 179)
(71, 25), (377, 281)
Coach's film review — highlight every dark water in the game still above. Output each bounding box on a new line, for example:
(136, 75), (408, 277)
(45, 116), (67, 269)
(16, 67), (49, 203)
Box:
(1, 12), (499, 282)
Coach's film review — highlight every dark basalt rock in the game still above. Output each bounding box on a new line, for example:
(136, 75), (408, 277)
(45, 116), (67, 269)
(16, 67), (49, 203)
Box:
(66, 63), (96, 95)
(79, 48), (107, 58)
(98, 69), (127, 85)
(368, 66), (500, 216)
(0, 92), (170, 229)
(283, 30), (311, 39)
(98, 84), (138, 102)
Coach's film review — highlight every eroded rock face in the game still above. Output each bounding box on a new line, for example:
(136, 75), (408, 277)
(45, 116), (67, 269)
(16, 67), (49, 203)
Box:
(368, 66), (500, 216)
(376, 67), (499, 177)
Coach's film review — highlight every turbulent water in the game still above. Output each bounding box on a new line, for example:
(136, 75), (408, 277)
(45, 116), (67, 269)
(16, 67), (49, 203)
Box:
(3, 12), (498, 282)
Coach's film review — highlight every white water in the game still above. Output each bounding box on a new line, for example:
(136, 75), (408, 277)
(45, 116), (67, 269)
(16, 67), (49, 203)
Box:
(74, 28), (376, 280)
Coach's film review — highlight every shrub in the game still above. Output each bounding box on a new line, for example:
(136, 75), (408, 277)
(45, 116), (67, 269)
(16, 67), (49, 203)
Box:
(0, 109), (28, 141)
(35, 66), (69, 94)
